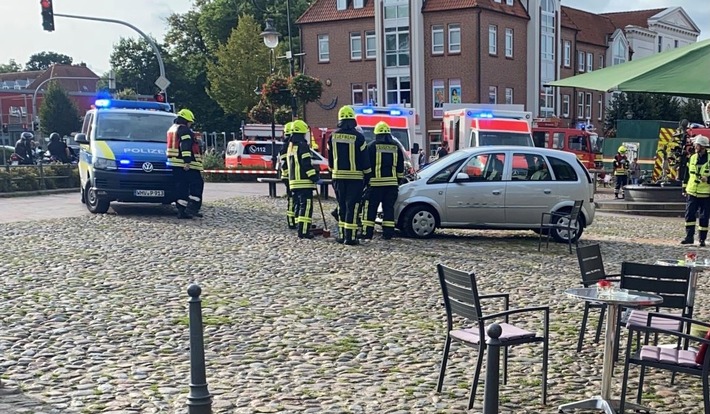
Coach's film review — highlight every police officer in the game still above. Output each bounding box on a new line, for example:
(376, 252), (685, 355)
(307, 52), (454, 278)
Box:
(613, 146), (630, 199)
(361, 121), (404, 240)
(14, 132), (35, 165)
(166, 109), (203, 219)
(279, 121), (296, 229)
(328, 106), (372, 245)
(681, 135), (710, 246)
(288, 120), (320, 239)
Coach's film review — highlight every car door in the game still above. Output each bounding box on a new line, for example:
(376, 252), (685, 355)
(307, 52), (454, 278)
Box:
(444, 152), (506, 225)
(504, 152), (555, 226)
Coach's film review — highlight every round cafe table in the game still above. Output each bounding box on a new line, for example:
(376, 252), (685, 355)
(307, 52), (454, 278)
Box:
(655, 258), (710, 307)
(559, 287), (663, 414)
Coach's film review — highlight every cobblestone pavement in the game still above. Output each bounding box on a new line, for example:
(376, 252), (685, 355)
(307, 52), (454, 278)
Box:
(0, 191), (706, 413)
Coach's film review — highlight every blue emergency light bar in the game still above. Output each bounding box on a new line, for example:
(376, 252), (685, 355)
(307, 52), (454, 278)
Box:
(466, 111), (494, 118)
(94, 99), (172, 112)
(356, 106), (408, 116)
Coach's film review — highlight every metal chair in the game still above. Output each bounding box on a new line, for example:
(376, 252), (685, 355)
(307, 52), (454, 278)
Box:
(538, 199), (584, 254)
(575, 244), (620, 352)
(436, 264), (549, 409)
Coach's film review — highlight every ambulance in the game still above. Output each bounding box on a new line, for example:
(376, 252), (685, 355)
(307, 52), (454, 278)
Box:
(442, 105), (534, 151)
(353, 105), (419, 152)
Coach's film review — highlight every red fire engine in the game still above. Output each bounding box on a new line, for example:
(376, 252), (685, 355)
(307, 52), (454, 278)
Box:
(532, 118), (603, 169)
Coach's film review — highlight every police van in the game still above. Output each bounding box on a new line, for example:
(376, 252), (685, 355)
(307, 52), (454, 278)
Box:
(76, 99), (178, 213)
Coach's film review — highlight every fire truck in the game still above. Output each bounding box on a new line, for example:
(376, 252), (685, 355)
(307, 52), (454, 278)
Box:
(442, 105), (534, 151)
(531, 118), (603, 169)
(352, 105), (420, 167)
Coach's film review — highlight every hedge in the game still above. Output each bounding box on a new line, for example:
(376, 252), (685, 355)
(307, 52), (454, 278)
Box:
(0, 165), (80, 193)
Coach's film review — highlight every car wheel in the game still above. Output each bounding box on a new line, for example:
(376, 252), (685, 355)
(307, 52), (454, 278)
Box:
(402, 205), (437, 239)
(550, 211), (585, 243)
(85, 183), (110, 214)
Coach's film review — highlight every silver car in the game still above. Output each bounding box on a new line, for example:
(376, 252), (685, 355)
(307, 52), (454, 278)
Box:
(394, 146), (595, 241)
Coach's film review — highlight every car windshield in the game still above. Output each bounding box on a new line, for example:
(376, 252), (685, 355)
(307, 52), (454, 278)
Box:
(360, 127), (411, 150)
(95, 112), (175, 142)
(475, 132), (533, 146)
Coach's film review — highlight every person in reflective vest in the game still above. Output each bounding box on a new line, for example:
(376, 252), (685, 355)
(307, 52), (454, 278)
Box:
(328, 105), (372, 245)
(612, 146), (630, 199)
(361, 121), (405, 240)
(167, 109), (203, 219)
(288, 120), (320, 239)
(681, 135), (710, 246)
(279, 122), (296, 229)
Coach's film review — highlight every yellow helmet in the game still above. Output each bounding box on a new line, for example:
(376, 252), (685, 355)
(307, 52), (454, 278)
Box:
(374, 121), (391, 135)
(283, 122), (293, 136)
(292, 119), (309, 134)
(618, 145), (627, 154)
(176, 109), (195, 123)
(338, 105), (356, 120)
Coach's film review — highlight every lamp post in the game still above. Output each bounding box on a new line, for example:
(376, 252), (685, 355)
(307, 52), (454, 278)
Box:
(261, 18), (280, 170)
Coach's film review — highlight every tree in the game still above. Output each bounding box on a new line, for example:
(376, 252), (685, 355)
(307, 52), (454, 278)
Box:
(25, 52), (73, 71)
(0, 59), (22, 73)
(115, 88), (138, 100)
(110, 37), (166, 95)
(39, 82), (81, 137)
(679, 99), (705, 124)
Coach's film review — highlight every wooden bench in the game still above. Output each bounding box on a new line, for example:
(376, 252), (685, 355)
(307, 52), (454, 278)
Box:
(257, 177), (333, 199)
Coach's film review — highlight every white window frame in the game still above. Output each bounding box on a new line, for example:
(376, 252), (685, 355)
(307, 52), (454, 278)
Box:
(489, 86), (497, 104)
(563, 40), (571, 67)
(433, 79), (445, 118)
(448, 24), (461, 53)
(350, 32), (362, 60)
(585, 93), (592, 119)
(613, 38), (626, 65)
(505, 28), (513, 58)
(352, 83), (364, 105)
(385, 26), (410, 68)
(353, 0), (364, 8)
(318, 34), (329, 62)
(449, 79), (462, 104)
(336, 0), (347, 11)
(599, 54), (604, 69)
(432, 25), (444, 55)
(366, 83), (377, 105)
(505, 87), (513, 105)
(386, 75), (411, 105)
(587, 52), (593, 72)
(597, 95), (603, 120)
(489, 25), (497, 55)
(562, 95), (570, 117)
(578, 51), (585, 72)
(506, 0), (514, 4)
(365, 31), (376, 59)
(577, 91), (584, 119)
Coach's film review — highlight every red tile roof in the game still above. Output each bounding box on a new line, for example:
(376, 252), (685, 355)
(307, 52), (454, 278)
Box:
(423, 0), (529, 19)
(601, 8), (664, 30)
(297, 0), (374, 24)
(0, 70), (43, 84)
(561, 6), (616, 47)
(560, 7), (579, 31)
(29, 64), (100, 92)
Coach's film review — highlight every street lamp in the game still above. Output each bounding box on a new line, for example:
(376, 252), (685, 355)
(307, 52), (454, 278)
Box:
(261, 18), (281, 170)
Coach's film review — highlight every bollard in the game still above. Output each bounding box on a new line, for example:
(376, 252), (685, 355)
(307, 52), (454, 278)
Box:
(483, 323), (502, 414)
(186, 284), (213, 414)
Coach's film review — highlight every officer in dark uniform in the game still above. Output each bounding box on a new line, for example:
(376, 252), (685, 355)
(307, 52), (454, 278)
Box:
(14, 132), (35, 165)
(361, 121), (405, 240)
(166, 109), (203, 219)
(279, 122), (296, 229)
(328, 106), (372, 245)
(288, 120), (320, 239)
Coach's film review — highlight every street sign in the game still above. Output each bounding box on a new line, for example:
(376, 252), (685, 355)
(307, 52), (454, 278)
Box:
(155, 76), (171, 91)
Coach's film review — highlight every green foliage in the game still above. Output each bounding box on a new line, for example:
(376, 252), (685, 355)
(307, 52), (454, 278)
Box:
(0, 59), (22, 73)
(0, 166), (79, 193)
(24, 52), (73, 71)
(39, 82), (82, 137)
(115, 88), (138, 100)
(604, 92), (700, 136)
(201, 149), (225, 170)
(274, 106), (292, 125)
(264, 75), (291, 107)
(679, 99), (705, 124)
(290, 74), (323, 104)
(248, 100), (273, 124)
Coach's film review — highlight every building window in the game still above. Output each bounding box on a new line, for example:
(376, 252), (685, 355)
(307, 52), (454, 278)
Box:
(675, 39), (679, 48)
(384, 5), (409, 19)
(658, 36), (663, 53)
(599, 54), (604, 69)
(386, 75), (411, 105)
(365, 31), (376, 59)
(350, 33), (362, 60)
(613, 38), (626, 65)
(597, 95), (603, 120)
(352, 83), (364, 105)
(540, 87), (554, 117)
(494, 0), (501, 2)
(336, 0), (346, 11)
(448, 24), (461, 53)
(489, 86), (497, 104)
(578, 51), (585, 72)
(577, 92), (584, 119)
(318, 35), (329, 62)
(366, 83), (377, 105)
(489, 25), (497, 55)
(587, 52), (593, 72)
(385, 26), (410, 67)
(432, 25), (444, 54)
(540, 0), (555, 116)
(353, 0), (364, 8)
(505, 28), (513, 58)
(585, 93), (592, 119)
(449, 79), (461, 103)
(433, 79), (445, 118)
(562, 95), (570, 118)
(505, 88), (513, 104)
(563, 40), (570, 67)
(506, 0), (514, 4)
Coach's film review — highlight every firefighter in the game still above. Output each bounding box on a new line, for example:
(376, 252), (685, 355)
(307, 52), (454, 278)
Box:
(167, 109), (203, 219)
(681, 135), (710, 246)
(328, 106), (372, 245)
(361, 121), (405, 240)
(288, 120), (320, 239)
(279, 122), (296, 229)
(612, 146), (630, 199)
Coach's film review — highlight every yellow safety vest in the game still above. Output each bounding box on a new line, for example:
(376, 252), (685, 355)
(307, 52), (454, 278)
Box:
(686, 153), (710, 198)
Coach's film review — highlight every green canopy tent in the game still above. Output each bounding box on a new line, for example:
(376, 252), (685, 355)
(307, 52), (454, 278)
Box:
(547, 38), (710, 100)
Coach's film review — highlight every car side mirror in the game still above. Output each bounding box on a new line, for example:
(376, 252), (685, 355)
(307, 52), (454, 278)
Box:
(455, 172), (469, 181)
(75, 133), (89, 144)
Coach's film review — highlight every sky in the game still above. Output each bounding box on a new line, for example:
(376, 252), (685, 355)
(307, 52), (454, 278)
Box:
(0, 0), (707, 77)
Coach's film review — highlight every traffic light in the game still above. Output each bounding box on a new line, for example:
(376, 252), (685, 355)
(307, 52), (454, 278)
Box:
(41, 0), (55, 32)
(1, 124), (7, 134)
(33, 121), (40, 131)
(154, 92), (167, 103)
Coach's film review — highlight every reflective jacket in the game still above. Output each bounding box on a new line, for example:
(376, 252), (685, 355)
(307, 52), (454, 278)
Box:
(686, 152), (710, 198)
(367, 134), (404, 187)
(279, 136), (291, 180)
(167, 123), (203, 171)
(613, 154), (629, 176)
(327, 127), (372, 180)
(288, 134), (318, 190)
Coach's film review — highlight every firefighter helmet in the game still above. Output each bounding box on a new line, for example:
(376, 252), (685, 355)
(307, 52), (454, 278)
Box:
(284, 122), (293, 136)
(176, 109), (195, 123)
(374, 121), (391, 135)
(618, 145), (627, 154)
(694, 135), (710, 147)
(338, 105), (356, 120)
(292, 120), (309, 134)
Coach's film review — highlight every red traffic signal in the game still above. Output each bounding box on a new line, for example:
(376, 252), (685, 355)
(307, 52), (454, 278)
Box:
(154, 92), (167, 103)
(41, 0), (55, 32)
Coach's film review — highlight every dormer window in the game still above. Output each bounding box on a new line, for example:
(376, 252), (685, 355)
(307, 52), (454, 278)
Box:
(353, 0), (363, 9)
(336, 0), (347, 11)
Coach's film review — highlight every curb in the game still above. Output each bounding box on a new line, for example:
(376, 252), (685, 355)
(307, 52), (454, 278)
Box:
(0, 188), (79, 198)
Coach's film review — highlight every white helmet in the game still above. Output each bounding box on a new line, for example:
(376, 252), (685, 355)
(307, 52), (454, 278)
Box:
(694, 135), (710, 147)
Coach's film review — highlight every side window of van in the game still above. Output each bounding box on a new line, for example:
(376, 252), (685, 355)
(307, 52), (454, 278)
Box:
(532, 131), (548, 148)
(548, 156), (578, 181)
(552, 132), (565, 149)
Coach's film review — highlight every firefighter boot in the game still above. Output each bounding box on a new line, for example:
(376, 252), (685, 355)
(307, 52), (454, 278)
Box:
(382, 227), (395, 240)
(681, 227), (695, 245)
(336, 224), (345, 244)
(298, 221), (314, 239)
(186, 200), (203, 218)
(344, 228), (359, 246)
(176, 204), (192, 220)
(700, 230), (707, 247)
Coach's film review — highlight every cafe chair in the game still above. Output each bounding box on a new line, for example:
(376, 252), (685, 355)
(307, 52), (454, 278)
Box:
(575, 244), (621, 352)
(620, 314), (710, 413)
(538, 199), (584, 254)
(436, 264), (549, 409)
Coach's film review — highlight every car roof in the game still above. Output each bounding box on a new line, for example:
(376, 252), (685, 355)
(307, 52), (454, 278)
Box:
(91, 108), (176, 117)
(458, 146), (580, 161)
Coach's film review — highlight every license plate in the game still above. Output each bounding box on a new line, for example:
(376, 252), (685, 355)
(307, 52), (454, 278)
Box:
(135, 190), (164, 197)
